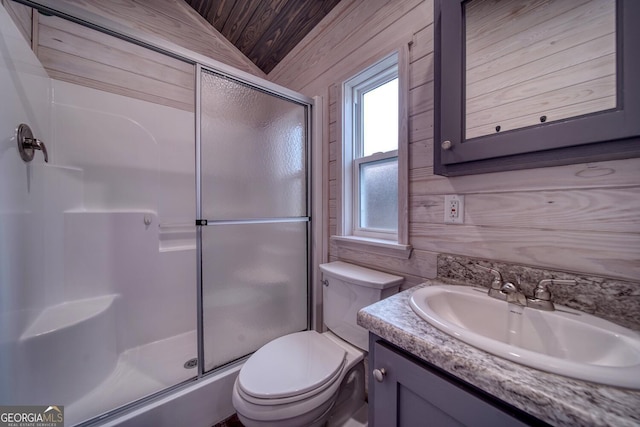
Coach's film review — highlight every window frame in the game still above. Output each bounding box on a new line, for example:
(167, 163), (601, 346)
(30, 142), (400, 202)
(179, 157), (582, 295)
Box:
(335, 47), (410, 251)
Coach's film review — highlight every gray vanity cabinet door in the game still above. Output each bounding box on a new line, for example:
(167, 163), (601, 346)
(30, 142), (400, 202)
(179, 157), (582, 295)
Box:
(370, 339), (529, 427)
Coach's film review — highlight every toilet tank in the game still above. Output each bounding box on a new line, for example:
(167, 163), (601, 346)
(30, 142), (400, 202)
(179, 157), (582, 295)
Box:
(319, 261), (403, 351)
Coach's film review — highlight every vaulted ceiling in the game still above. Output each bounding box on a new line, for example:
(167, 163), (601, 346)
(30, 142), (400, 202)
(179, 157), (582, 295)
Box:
(184, 0), (342, 74)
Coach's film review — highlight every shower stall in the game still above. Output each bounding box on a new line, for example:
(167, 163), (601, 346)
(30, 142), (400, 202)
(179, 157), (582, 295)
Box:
(0, 3), (312, 426)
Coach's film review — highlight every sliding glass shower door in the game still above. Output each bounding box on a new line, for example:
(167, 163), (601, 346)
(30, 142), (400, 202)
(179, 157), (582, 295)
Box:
(199, 69), (309, 371)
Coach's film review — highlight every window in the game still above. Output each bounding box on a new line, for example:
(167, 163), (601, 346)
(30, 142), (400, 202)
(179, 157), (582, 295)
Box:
(338, 51), (409, 248)
(353, 76), (398, 238)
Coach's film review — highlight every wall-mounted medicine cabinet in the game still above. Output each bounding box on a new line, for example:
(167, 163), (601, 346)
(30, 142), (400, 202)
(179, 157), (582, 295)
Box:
(434, 0), (640, 176)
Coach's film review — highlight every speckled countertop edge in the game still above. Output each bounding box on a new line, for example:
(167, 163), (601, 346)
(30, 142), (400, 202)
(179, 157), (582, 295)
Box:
(357, 280), (640, 427)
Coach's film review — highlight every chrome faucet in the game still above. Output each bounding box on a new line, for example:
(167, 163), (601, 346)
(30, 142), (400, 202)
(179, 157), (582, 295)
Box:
(526, 278), (577, 311)
(475, 265), (506, 301)
(499, 277), (528, 306)
(476, 264), (575, 311)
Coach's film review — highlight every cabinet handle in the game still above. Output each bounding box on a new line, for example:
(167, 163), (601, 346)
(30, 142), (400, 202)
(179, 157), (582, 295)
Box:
(373, 368), (386, 382)
(441, 140), (453, 150)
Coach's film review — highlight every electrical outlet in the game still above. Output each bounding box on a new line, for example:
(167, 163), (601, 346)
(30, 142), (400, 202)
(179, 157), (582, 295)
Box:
(444, 195), (464, 224)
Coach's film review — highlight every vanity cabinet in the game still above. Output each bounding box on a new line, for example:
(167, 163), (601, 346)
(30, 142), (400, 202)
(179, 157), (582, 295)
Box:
(368, 334), (544, 426)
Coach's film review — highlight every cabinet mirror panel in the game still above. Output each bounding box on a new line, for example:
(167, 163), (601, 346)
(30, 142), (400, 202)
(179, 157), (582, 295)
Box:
(465, 0), (616, 139)
(434, 0), (640, 176)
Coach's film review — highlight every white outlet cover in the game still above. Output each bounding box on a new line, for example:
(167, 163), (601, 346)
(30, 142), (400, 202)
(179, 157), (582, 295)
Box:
(444, 195), (465, 224)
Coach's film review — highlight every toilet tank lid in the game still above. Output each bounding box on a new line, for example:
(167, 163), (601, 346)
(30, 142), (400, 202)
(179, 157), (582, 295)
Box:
(319, 261), (403, 289)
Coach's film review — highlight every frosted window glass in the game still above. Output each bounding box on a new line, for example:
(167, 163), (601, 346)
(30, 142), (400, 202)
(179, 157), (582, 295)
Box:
(201, 222), (308, 371)
(360, 158), (398, 231)
(362, 78), (398, 156)
(200, 70), (307, 219)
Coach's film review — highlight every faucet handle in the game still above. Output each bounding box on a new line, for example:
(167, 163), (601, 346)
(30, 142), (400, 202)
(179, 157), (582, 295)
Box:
(476, 264), (503, 289)
(534, 279), (576, 301)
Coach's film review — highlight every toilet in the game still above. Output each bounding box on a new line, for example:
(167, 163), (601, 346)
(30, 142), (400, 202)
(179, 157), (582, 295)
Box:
(232, 261), (403, 427)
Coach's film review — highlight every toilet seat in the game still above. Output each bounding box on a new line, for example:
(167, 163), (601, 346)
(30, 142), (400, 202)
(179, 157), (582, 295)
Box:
(237, 331), (346, 404)
(233, 331), (367, 426)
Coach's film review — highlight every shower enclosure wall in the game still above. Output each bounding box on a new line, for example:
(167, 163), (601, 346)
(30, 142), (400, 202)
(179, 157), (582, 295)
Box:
(0, 3), (312, 426)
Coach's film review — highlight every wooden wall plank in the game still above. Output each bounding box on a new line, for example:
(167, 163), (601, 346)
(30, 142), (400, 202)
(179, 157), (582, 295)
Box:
(409, 158), (640, 196)
(410, 24), (433, 63)
(466, 0), (609, 67)
(40, 48), (194, 111)
(235, 0), (288, 53)
(467, 34), (615, 98)
(329, 141), (337, 162)
(409, 109), (433, 143)
(468, 55), (615, 112)
(269, 0), (428, 92)
(31, 9), (38, 54)
(410, 188), (640, 233)
(37, 15), (194, 111)
(408, 138), (433, 170)
(409, 81), (434, 116)
(4, 0), (32, 45)
(409, 53), (433, 89)
(204, 0), (234, 29)
(302, 5), (428, 97)
(268, 0), (388, 83)
(410, 223), (639, 282)
(467, 93), (616, 139)
(466, 74), (616, 138)
(248, 0), (342, 74)
(220, 1), (261, 44)
(329, 160), (337, 181)
(51, 0), (264, 77)
(39, 17), (194, 86)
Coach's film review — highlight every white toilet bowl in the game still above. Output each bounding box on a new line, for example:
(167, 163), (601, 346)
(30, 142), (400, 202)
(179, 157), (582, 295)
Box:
(232, 330), (364, 427)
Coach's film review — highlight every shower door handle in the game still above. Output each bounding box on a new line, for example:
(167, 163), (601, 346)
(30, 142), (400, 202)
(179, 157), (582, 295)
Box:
(17, 123), (49, 163)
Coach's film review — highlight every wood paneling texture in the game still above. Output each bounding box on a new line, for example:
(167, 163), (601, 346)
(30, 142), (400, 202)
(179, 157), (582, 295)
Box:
(246, 0), (341, 74)
(185, 0), (341, 74)
(4, 0), (32, 46)
(465, 0), (616, 139)
(268, 0), (432, 93)
(37, 15), (195, 111)
(273, 0), (640, 284)
(51, 0), (264, 78)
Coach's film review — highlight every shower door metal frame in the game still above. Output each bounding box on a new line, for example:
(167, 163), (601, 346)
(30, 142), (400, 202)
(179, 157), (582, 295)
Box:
(195, 64), (313, 377)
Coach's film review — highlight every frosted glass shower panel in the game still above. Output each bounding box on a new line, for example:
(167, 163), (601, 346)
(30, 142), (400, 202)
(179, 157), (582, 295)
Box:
(201, 222), (308, 371)
(201, 70), (307, 219)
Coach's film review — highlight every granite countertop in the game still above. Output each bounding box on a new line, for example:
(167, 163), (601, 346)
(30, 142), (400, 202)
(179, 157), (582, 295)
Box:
(357, 280), (640, 427)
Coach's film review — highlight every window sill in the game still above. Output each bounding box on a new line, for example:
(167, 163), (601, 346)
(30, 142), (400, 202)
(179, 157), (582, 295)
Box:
(331, 235), (412, 259)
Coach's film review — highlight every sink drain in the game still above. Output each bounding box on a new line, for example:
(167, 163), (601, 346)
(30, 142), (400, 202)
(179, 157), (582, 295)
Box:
(184, 358), (198, 369)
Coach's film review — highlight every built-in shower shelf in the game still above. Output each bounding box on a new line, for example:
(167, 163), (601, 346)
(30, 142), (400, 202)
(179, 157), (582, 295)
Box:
(20, 294), (119, 340)
(16, 294), (120, 406)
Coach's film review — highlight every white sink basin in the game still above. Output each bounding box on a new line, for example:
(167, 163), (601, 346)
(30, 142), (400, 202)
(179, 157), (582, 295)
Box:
(409, 285), (640, 389)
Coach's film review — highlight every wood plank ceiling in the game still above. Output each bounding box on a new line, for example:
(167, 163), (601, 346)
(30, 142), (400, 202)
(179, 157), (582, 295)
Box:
(184, 0), (342, 74)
